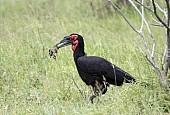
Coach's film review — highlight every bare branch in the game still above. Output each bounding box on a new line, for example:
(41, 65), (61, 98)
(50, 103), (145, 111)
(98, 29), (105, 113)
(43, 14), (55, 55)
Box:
(151, 24), (164, 27)
(136, 40), (163, 84)
(152, 0), (168, 19)
(151, 39), (156, 59)
(163, 0), (170, 77)
(139, 0), (144, 32)
(109, 0), (152, 57)
(162, 44), (167, 69)
(108, 0), (169, 88)
(152, 0), (169, 29)
(129, 0), (155, 58)
(135, 0), (153, 12)
(139, 33), (152, 57)
(154, 1), (166, 13)
(165, 0), (170, 26)
(151, 16), (163, 26)
(108, 0), (139, 34)
(135, 40), (146, 56)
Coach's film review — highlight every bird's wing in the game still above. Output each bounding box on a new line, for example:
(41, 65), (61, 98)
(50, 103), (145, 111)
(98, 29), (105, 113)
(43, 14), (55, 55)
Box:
(76, 56), (112, 76)
(77, 56), (136, 83)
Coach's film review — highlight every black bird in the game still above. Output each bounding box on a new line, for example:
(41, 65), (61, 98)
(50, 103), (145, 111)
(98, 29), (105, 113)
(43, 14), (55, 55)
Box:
(49, 33), (136, 103)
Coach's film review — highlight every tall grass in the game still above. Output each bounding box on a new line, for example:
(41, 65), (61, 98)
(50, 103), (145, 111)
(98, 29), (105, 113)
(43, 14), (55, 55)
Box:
(0, 0), (169, 114)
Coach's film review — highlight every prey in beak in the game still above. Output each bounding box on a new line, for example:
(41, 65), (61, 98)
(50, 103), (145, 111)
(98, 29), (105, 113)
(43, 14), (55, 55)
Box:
(49, 36), (73, 59)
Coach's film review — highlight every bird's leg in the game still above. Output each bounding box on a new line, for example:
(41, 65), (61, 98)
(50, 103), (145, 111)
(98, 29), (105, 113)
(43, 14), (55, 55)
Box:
(102, 75), (110, 94)
(89, 78), (110, 103)
(89, 87), (99, 104)
(89, 94), (97, 104)
(89, 80), (106, 103)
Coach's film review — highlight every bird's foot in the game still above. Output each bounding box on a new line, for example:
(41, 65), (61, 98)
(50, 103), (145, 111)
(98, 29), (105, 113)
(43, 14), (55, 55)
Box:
(89, 94), (100, 104)
(89, 95), (96, 104)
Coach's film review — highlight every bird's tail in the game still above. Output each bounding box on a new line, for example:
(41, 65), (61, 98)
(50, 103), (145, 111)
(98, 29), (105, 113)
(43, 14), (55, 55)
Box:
(114, 65), (136, 83)
(114, 66), (151, 87)
(112, 65), (151, 87)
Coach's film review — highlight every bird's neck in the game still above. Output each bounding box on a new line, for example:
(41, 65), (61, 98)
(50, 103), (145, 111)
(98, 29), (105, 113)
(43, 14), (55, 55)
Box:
(73, 49), (85, 62)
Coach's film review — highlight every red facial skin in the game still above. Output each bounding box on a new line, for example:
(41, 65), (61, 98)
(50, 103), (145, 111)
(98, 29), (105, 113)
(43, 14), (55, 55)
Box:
(70, 35), (78, 52)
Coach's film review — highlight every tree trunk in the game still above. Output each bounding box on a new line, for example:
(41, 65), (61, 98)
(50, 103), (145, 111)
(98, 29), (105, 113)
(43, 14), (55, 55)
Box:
(164, 31), (170, 77)
(162, 0), (170, 88)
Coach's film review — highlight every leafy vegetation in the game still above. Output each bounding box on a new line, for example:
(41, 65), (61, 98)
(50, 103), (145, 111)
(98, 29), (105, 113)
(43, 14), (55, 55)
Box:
(0, 0), (169, 114)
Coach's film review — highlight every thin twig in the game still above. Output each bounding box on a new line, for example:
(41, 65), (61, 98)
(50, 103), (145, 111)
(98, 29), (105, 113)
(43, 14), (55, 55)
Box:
(161, 15), (168, 69)
(152, 0), (169, 29)
(109, 0), (151, 57)
(139, 0), (144, 32)
(129, 0), (153, 57)
(109, 0), (169, 88)
(162, 44), (167, 69)
(70, 75), (85, 99)
(135, 0), (153, 12)
(135, 40), (145, 56)
(108, 0), (138, 33)
(151, 16), (163, 25)
(151, 24), (164, 27)
(152, 0), (167, 18)
(129, 0), (156, 59)
(165, 0), (170, 27)
(63, 73), (85, 98)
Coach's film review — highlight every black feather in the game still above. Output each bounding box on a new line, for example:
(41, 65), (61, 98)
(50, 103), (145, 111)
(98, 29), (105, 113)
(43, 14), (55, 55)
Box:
(52, 34), (138, 103)
(76, 56), (136, 86)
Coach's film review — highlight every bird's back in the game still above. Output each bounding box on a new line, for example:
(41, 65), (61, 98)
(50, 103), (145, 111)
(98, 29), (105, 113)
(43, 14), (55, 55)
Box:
(76, 56), (113, 75)
(76, 56), (136, 85)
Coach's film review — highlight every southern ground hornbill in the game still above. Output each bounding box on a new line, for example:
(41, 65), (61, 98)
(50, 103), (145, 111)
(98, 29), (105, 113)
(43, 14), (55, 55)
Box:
(49, 33), (136, 103)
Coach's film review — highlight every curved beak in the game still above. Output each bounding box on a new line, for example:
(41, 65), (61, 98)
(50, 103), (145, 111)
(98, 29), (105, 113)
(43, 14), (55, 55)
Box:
(49, 36), (73, 59)
(54, 36), (73, 49)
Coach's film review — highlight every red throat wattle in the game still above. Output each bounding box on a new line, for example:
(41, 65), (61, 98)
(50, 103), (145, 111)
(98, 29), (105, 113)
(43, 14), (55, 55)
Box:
(72, 40), (78, 51)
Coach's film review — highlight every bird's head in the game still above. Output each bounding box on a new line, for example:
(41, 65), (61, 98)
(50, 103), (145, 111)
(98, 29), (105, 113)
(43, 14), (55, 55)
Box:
(55, 33), (84, 52)
(49, 33), (85, 60)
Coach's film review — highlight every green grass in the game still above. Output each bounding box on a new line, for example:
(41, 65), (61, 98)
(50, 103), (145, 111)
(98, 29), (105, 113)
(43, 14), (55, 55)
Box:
(0, 0), (170, 114)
